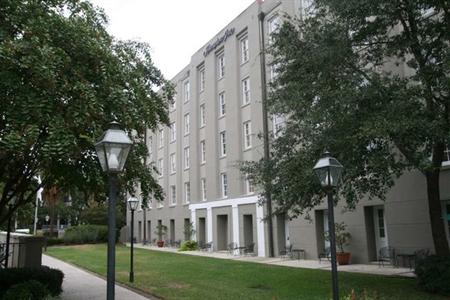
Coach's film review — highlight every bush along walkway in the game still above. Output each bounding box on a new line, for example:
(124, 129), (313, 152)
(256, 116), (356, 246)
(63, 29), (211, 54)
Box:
(42, 254), (154, 300)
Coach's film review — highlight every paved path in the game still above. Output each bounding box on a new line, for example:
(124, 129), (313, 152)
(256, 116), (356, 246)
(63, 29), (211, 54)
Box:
(130, 243), (415, 278)
(42, 255), (153, 300)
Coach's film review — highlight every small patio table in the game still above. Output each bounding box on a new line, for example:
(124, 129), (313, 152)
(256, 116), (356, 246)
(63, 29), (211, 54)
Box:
(292, 249), (305, 260)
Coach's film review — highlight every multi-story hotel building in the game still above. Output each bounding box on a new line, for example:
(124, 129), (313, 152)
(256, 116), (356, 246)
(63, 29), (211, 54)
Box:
(129, 0), (450, 262)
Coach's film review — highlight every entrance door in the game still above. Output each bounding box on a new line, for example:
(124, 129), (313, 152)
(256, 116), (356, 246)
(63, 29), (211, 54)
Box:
(198, 218), (206, 244)
(323, 210), (330, 249)
(138, 221), (142, 243)
(217, 215), (228, 250)
(373, 207), (388, 253)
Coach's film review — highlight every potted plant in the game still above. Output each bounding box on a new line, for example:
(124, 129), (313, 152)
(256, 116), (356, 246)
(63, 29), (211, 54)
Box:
(325, 222), (352, 265)
(154, 224), (168, 247)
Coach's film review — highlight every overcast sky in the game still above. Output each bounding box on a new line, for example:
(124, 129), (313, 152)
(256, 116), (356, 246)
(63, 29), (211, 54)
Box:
(90, 0), (256, 80)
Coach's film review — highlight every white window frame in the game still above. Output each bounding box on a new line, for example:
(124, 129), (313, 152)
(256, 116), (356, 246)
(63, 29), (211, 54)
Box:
(199, 68), (205, 92)
(242, 77), (251, 105)
(246, 176), (255, 194)
(158, 158), (164, 177)
(221, 173), (228, 198)
(219, 92), (226, 117)
(243, 121), (252, 149)
(218, 54), (225, 79)
(240, 36), (249, 64)
(270, 64), (279, 82)
(170, 185), (176, 205)
(268, 15), (280, 44)
(220, 131), (226, 157)
(169, 153), (176, 174)
(170, 122), (176, 143)
(184, 182), (191, 204)
(201, 178), (207, 201)
(159, 129), (164, 148)
(273, 114), (286, 138)
(184, 80), (190, 102)
(184, 113), (190, 135)
(200, 140), (206, 164)
(443, 144), (450, 166)
(184, 146), (190, 169)
(200, 104), (206, 127)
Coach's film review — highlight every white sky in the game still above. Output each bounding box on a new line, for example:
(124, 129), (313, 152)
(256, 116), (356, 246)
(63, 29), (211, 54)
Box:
(90, 0), (256, 80)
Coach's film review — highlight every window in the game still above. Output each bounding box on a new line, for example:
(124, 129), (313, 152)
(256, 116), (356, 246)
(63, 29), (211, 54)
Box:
(170, 153), (176, 174)
(246, 176), (255, 194)
(270, 63), (280, 82)
(170, 185), (176, 205)
(243, 121), (252, 149)
(443, 145), (450, 166)
(201, 178), (206, 201)
(273, 114), (286, 137)
(377, 209), (385, 238)
(184, 80), (190, 102)
(159, 129), (164, 148)
(218, 54), (225, 79)
(200, 104), (206, 127)
(184, 147), (190, 169)
(218, 92), (226, 117)
(242, 77), (251, 105)
(301, 0), (316, 19)
(221, 173), (228, 198)
(169, 123), (176, 142)
(240, 36), (249, 64)
(184, 113), (190, 135)
(268, 15), (280, 44)
(158, 158), (163, 177)
(199, 68), (205, 92)
(184, 182), (190, 204)
(200, 140), (206, 163)
(220, 131), (226, 157)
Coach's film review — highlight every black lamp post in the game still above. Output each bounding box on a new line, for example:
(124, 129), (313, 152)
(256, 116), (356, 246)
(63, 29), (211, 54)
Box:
(127, 197), (139, 283)
(313, 151), (344, 300)
(95, 121), (132, 300)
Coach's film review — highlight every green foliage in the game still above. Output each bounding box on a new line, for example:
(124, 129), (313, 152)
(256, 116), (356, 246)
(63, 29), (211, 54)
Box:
(183, 222), (196, 240)
(179, 240), (198, 251)
(0, 266), (64, 298)
(325, 222), (352, 253)
(154, 224), (167, 241)
(243, 0), (450, 255)
(63, 224), (108, 244)
(341, 289), (380, 300)
(3, 279), (50, 300)
(46, 237), (64, 246)
(415, 255), (450, 296)
(0, 0), (173, 226)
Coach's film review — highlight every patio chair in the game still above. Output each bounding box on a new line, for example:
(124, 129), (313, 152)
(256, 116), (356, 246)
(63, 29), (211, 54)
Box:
(414, 248), (430, 266)
(203, 242), (212, 252)
(244, 243), (255, 256)
(378, 246), (395, 267)
(174, 240), (182, 248)
(279, 244), (293, 259)
(319, 247), (331, 263)
(227, 242), (238, 255)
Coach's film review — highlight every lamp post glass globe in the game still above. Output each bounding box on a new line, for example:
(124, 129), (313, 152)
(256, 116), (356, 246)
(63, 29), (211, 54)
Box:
(128, 197), (139, 211)
(313, 151), (344, 188)
(94, 121), (133, 174)
(45, 215), (50, 223)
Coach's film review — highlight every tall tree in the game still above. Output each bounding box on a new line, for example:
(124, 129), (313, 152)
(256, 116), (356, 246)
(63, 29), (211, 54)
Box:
(0, 0), (173, 225)
(243, 0), (449, 256)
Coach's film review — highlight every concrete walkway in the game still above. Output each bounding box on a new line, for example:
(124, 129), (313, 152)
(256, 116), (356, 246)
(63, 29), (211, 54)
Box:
(42, 255), (153, 300)
(129, 243), (415, 278)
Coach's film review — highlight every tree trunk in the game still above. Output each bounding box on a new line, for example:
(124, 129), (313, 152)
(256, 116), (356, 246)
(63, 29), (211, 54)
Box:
(425, 170), (450, 256)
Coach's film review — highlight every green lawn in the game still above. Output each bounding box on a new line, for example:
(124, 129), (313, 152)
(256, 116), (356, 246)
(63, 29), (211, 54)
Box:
(46, 244), (443, 300)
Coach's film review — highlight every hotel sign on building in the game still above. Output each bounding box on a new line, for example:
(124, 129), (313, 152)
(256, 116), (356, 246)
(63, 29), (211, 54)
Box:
(203, 28), (235, 57)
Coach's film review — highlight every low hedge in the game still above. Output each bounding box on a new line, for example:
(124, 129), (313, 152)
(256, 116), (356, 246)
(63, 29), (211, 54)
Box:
(415, 255), (450, 296)
(179, 240), (198, 251)
(63, 224), (108, 244)
(0, 266), (64, 298)
(3, 280), (49, 300)
(46, 237), (64, 246)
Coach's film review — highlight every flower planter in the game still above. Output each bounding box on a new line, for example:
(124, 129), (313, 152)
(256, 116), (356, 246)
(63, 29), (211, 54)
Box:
(157, 240), (165, 247)
(337, 252), (351, 265)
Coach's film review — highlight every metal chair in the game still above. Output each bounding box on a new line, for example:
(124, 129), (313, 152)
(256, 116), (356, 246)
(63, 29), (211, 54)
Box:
(244, 243), (255, 256)
(378, 246), (395, 267)
(319, 247), (331, 263)
(227, 242), (238, 255)
(279, 244), (293, 259)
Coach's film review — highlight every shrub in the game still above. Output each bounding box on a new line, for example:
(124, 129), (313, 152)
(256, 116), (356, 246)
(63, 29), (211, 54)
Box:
(0, 266), (64, 298)
(46, 237), (64, 246)
(63, 224), (108, 244)
(179, 240), (198, 251)
(415, 255), (450, 296)
(3, 280), (49, 300)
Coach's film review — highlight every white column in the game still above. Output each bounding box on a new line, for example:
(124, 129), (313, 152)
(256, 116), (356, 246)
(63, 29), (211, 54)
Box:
(256, 203), (266, 257)
(191, 209), (197, 241)
(207, 207), (213, 244)
(232, 204), (240, 254)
